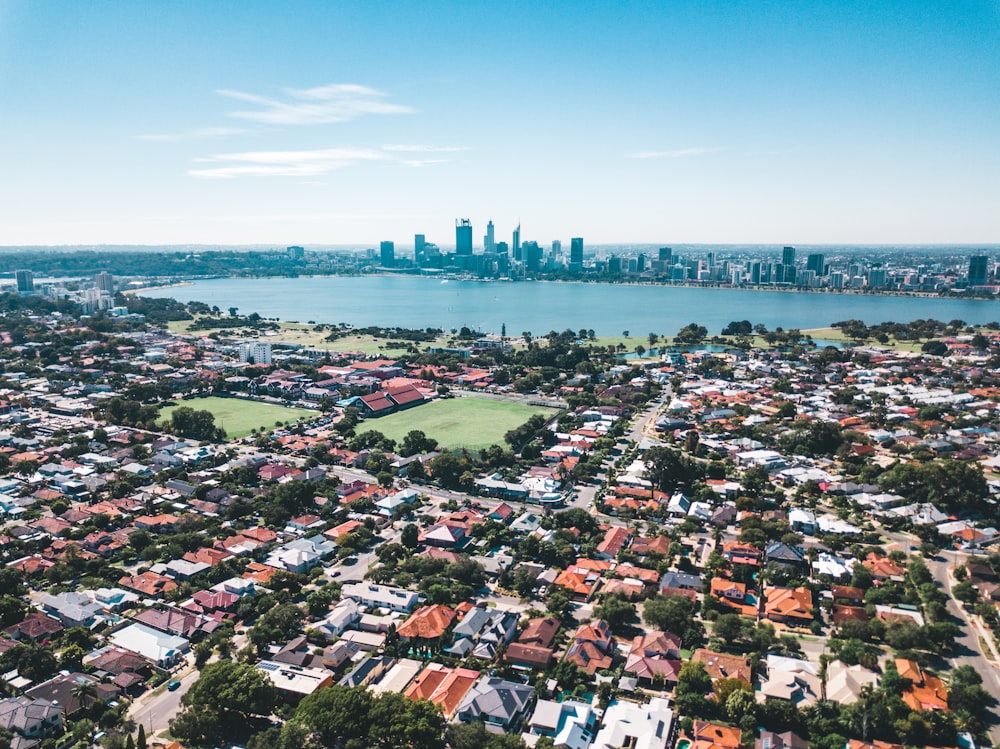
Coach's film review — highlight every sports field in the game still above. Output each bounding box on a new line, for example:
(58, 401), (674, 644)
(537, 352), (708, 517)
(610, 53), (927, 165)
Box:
(159, 396), (315, 439)
(356, 397), (559, 452)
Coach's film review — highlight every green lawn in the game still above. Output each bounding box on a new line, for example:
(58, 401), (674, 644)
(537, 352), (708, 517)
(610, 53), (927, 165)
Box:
(356, 398), (559, 452)
(159, 396), (315, 439)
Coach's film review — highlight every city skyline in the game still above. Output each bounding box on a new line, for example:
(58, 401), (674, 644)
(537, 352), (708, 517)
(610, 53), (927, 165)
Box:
(1, 1), (998, 246)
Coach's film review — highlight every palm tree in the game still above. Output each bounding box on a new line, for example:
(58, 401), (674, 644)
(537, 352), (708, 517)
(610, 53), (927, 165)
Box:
(70, 678), (98, 712)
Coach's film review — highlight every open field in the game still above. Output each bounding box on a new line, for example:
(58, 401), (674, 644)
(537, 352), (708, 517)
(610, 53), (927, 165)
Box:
(165, 318), (441, 357)
(356, 398), (560, 452)
(802, 327), (926, 352)
(159, 396), (315, 439)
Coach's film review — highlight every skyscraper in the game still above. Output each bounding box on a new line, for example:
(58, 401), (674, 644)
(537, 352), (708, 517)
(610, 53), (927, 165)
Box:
(570, 237), (584, 266)
(658, 247), (673, 265)
(286, 246), (305, 259)
(15, 270), (33, 294)
(456, 219), (473, 255)
(968, 255), (989, 286)
(380, 241), (395, 267)
(524, 241), (542, 271)
(806, 253), (826, 276)
(95, 271), (114, 293)
(782, 246), (796, 266)
(484, 220), (496, 253)
(414, 234), (426, 263)
(512, 224), (521, 261)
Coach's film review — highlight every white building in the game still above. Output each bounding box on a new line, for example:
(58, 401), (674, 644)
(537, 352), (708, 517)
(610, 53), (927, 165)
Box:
(109, 623), (189, 667)
(238, 342), (272, 365)
(340, 583), (419, 613)
(592, 698), (674, 749)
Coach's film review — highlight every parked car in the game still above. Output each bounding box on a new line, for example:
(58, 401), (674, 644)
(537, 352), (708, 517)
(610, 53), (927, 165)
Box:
(167, 680), (181, 691)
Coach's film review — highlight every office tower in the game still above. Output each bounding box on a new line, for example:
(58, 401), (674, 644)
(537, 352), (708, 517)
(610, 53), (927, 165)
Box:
(15, 270), (33, 294)
(829, 272), (845, 289)
(380, 241), (395, 268)
(95, 272), (114, 293)
(782, 246), (796, 266)
(867, 268), (887, 289)
(806, 253), (825, 276)
(524, 241), (542, 271)
(455, 219), (473, 255)
(484, 221), (495, 253)
(551, 240), (561, 261)
(608, 256), (622, 274)
(968, 255), (989, 286)
(512, 224), (521, 261)
(658, 247), (672, 265)
(706, 251), (716, 269)
(570, 237), (584, 267)
(496, 241), (509, 256)
(749, 261), (762, 284)
(636, 253), (647, 272)
(287, 246), (305, 259)
(414, 234), (427, 263)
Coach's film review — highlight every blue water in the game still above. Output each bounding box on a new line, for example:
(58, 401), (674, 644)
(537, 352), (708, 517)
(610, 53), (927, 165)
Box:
(141, 276), (1000, 336)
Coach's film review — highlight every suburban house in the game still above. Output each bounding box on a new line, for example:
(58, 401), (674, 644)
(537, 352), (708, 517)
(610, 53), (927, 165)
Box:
(592, 698), (674, 749)
(624, 631), (683, 688)
(564, 619), (614, 675)
(525, 699), (596, 749)
(764, 586), (814, 626)
(455, 676), (535, 729)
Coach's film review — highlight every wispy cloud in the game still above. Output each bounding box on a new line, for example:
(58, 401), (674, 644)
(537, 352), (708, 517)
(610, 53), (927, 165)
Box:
(381, 144), (468, 153)
(629, 147), (720, 159)
(399, 159), (450, 168)
(135, 127), (255, 142)
(217, 84), (414, 125)
(189, 147), (388, 179)
(206, 212), (426, 222)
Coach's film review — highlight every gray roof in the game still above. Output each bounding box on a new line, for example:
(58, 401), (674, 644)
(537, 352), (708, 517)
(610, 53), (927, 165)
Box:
(0, 696), (63, 735)
(457, 677), (534, 723)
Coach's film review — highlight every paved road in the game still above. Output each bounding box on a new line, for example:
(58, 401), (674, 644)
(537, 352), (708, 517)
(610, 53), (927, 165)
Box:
(929, 549), (1000, 745)
(129, 663), (199, 736)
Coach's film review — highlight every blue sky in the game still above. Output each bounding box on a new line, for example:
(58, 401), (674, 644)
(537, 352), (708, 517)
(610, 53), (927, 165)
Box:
(1, 0), (998, 247)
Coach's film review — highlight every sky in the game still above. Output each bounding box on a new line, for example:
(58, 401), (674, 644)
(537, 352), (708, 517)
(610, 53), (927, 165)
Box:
(1, 0), (998, 248)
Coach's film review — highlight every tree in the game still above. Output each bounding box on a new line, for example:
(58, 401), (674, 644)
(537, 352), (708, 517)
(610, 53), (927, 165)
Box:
(400, 430), (436, 457)
(401, 523), (419, 549)
(594, 594), (637, 635)
(182, 660), (276, 720)
(70, 678), (99, 710)
(293, 685), (372, 747)
(713, 613), (749, 648)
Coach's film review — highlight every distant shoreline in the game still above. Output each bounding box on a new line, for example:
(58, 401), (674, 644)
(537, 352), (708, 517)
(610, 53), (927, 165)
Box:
(124, 281), (193, 294)
(156, 272), (997, 304)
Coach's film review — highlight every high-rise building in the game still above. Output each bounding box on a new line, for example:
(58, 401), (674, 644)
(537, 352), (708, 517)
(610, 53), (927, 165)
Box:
(968, 255), (989, 286)
(380, 241), (395, 268)
(287, 246), (305, 259)
(607, 256), (622, 274)
(496, 241), (509, 256)
(636, 253), (647, 273)
(95, 272), (114, 293)
(806, 253), (826, 277)
(782, 246), (796, 267)
(238, 342), (272, 365)
(15, 270), (33, 294)
(551, 240), (562, 261)
(867, 268), (887, 289)
(414, 234), (427, 263)
(456, 219), (473, 255)
(570, 238), (584, 266)
(524, 241), (542, 271)
(484, 221), (496, 253)
(512, 224), (521, 261)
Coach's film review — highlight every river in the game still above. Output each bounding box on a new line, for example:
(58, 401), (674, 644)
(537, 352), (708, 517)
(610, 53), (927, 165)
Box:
(139, 276), (1000, 336)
